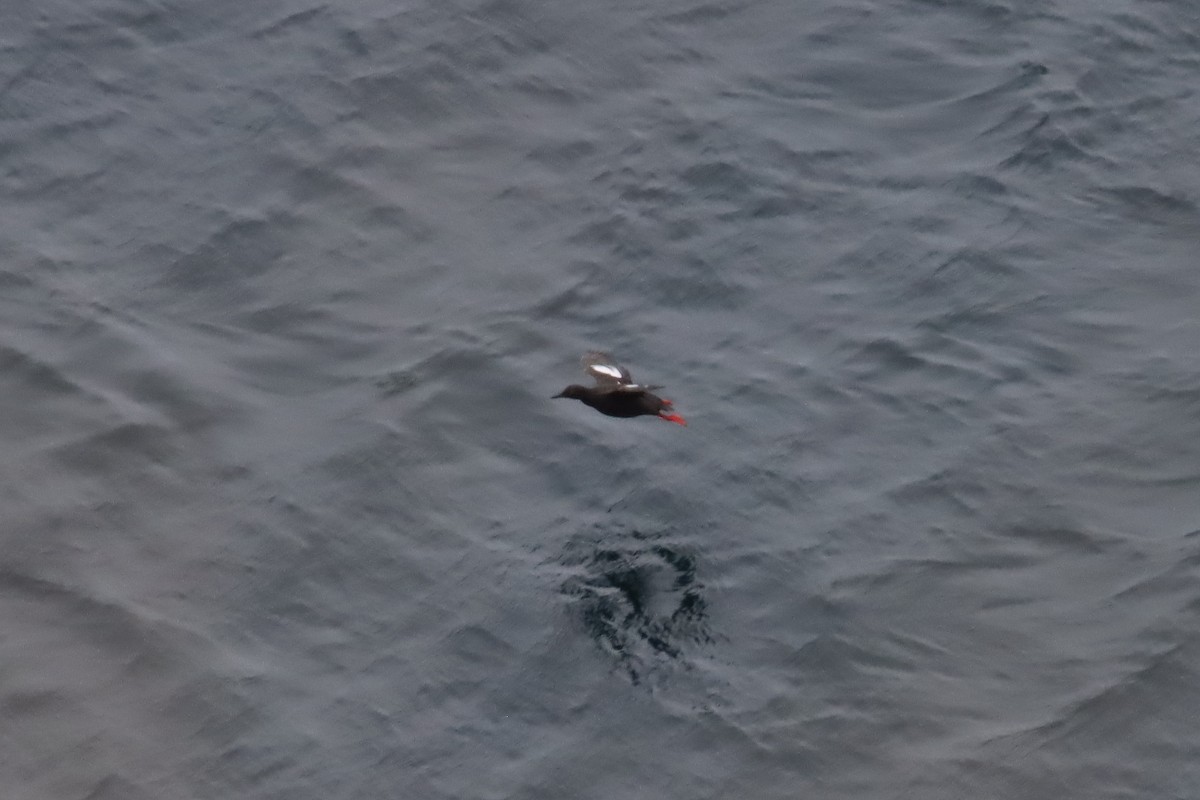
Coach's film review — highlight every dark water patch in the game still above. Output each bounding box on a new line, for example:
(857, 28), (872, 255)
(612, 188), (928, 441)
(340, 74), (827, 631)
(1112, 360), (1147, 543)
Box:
(218, 304), (381, 396)
(527, 268), (613, 322)
(887, 468), (989, 517)
(906, 248), (1040, 333)
(913, 302), (1080, 383)
(231, 301), (367, 341)
(737, 72), (836, 103)
(759, 142), (860, 179)
(736, 186), (822, 220)
(372, 367), (420, 398)
(566, 212), (656, 263)
(0, 340), (86, 401)
(924, 246), (1022, 287)
(901, 0), (1019, 23)
(272, 150), (436, 241)
(0, 261), (40, 290)
(559, 526), (713, 686)
(1111, 536), (1200, 605)
(1085, 184), (1198, 228)
(309, 432), (432, 506)
(680, 159), (753, 198)
(587, 160), (687, 209)
(349, 62), (474, 126)
(235, 496), (444, 658)
(114, 359), (228, 434)
(945, 61), (1050, 118)
(950, 172), (1009, 200)
(615, 175), (685, 207)
(1087, 11), (1170, 57)
(45, 421), (176, 475)
(510, 73), (582, 105)
(525, 137), (597, 171)
(79, 774), (155, 800)
(846, 337), (925, 375)
(1016, 640), (1200, 757)
(156, 214), (295, 295)
(645, 253), (750, 311)
(1005, 524), (1108, 557)
(999, 111), (1103, 173)
(0, 565), (261, 796)
(250, 5), (329, 42)
(745, 458), (812, 508)
(1141, 377), (1200, 409)
(89, 0), (240, 47)
(657, 0), (750, 27)
(425, 15), (550, 75)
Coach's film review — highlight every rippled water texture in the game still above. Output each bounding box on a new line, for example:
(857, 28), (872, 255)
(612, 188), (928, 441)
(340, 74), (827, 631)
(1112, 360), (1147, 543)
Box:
(2, 0), (1199, 797)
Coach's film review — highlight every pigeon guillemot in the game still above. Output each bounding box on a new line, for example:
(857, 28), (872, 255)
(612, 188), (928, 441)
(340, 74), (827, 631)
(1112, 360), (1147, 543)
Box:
(553, 351), (687, 426)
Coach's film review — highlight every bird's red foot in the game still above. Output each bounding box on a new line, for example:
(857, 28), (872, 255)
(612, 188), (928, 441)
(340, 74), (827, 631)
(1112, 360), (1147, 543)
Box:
(659, 413), (687, 426)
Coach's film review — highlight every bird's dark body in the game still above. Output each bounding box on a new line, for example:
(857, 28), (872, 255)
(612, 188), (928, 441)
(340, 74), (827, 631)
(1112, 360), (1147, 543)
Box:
(557, 384), (671, 418)
(553, 351), (687, 426)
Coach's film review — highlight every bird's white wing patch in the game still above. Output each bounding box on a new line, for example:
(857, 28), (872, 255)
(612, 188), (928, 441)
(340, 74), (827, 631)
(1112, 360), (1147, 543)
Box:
(591, 364), (624, 380)
(582, 351), (633, 384)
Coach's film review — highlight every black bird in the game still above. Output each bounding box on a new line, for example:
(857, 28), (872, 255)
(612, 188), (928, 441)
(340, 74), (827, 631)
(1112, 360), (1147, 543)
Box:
(553, 351), (687, 426)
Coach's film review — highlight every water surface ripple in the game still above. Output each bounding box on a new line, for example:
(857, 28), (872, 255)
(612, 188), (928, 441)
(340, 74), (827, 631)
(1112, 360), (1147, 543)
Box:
(2, 0), (1199, 798)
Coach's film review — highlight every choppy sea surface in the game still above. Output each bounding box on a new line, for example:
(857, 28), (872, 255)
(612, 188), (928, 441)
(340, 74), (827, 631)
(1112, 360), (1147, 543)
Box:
(3, 1), (1200, 797)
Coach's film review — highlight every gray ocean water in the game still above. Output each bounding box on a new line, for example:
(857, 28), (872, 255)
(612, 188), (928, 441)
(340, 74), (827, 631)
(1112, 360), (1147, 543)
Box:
(3, 0), (1200, 797)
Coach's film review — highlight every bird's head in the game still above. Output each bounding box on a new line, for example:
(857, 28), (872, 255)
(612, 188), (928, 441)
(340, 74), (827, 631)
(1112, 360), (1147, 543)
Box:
(553, 384), (587, 400)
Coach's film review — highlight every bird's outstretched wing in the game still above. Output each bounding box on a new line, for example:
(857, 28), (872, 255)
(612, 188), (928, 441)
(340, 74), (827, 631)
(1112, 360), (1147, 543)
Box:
(582, 351), (661, 392)
(583, 351), (632, 386)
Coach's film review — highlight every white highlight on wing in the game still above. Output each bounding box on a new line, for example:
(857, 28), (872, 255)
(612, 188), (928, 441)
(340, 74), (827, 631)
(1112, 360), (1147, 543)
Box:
(592, 364), (624, 380)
